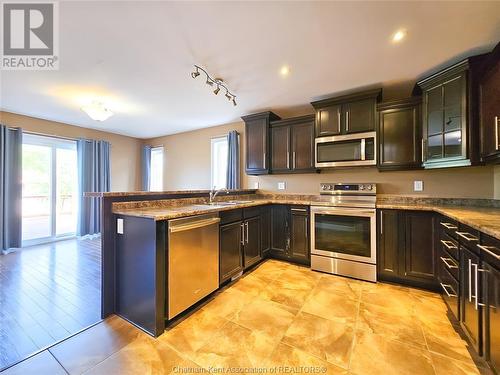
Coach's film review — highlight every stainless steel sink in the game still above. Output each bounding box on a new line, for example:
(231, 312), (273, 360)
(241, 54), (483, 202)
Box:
(226, 200), (254, 204)
(193, 202), (238, 208)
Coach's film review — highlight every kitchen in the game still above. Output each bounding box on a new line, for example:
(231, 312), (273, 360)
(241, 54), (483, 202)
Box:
(0, 1), (500, 375)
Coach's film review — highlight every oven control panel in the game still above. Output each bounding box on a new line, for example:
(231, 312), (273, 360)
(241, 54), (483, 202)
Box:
(319, 183), (376, 195)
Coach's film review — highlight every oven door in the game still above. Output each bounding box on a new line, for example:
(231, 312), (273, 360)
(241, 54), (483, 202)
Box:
(315, 132), (376, 168)
(311, 206), (376, 264)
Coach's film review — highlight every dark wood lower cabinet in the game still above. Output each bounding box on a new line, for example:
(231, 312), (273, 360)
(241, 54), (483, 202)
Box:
(483, 261), (500, 374)
(270, 205), (310, 265)
(243, 216), (261, 268)
(219, 221), (243, 284)
(460, 245), (482, 354)
(261, 206), (271, 256)
(377, 209), (437, 290)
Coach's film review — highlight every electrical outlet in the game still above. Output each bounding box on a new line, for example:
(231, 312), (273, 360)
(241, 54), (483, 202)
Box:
(253, 182), (259, 189)
(117, 218), (124, 234)
(278, 182), (286, 190)
(414, 180), (424, 192)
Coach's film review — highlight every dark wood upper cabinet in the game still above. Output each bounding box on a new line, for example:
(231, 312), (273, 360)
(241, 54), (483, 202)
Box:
(270, 125), (291, 172)
(270, 115), (316, 174)
(479, 42), (500, 164)
(416, 54), (489, 169)
(311, 89), (381, 137)
(377, 97), (422, 171)
(242, 111), (280, 175)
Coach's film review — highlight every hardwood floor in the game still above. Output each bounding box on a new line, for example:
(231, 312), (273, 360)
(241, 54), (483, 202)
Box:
(0, 238), (101, 370)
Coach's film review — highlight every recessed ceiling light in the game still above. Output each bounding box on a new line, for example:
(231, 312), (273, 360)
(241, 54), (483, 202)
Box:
(280, 65), (291, 77)
(392, 29), (407, 43)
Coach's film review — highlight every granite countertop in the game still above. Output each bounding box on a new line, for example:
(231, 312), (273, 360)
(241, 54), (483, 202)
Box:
(84, 189), (257, 198)
(377, 202), (500, 240)
(113, 195), (500, 240)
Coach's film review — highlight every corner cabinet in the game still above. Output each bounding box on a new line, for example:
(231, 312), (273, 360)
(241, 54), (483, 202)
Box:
(479, 41), (500, 164)
(311, 88), (382, 137)
(377, 97), (422, 171)
(242, 112), (281, 175)
(417, 54), (489, 169)
(377, 209), (438, 290)
(270, 115), (317, 174)
(270, 205), (310, 265)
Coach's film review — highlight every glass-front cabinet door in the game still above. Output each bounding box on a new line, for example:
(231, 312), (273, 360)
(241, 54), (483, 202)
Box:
(422, 71), (469, 168)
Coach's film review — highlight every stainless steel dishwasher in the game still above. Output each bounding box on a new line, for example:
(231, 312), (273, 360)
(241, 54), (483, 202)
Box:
(167, 213), (220, 320)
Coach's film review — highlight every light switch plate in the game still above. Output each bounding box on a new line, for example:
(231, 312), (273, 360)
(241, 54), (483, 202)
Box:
(278, 182), (286, 190)
(414, 180), (424, 192)
(253, 182), (259, 189)
(117, 218), (124, 234)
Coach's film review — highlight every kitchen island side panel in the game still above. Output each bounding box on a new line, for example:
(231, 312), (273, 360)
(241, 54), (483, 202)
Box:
(115, 215), (166, 336)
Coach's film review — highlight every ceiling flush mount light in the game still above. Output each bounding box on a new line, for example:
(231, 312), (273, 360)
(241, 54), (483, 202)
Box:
(392, 29), (407, 43)
(191, 65), (237, 106)
(280, 65), (291, 77)
(81, 101), (114, 121)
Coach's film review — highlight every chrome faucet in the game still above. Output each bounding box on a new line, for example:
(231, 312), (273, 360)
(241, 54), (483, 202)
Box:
(209, 186), (229, 204)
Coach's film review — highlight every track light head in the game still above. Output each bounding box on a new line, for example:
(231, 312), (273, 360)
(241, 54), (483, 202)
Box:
(191, 71), (200, 79)
(225, 92), (232, 100)
(232, 98), (237, 106)
(206, 79), (214, 86)
(213, 86), (220, 95)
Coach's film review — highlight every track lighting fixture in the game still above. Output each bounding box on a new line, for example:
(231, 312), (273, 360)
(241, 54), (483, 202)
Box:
(191, 66), (200, 78)
(191, 65), (237, 106)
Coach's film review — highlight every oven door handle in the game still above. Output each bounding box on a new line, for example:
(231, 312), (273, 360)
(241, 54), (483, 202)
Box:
(312, 208), (375, 217)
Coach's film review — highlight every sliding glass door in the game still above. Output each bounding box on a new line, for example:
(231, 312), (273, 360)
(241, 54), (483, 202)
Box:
(22, 134), (78, 245)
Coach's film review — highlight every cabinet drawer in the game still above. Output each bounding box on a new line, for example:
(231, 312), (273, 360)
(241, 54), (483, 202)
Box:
(479, 234), (500, 269)
(439, 245), (459, 281)
(219, 209), (242, 225)
(439, 217), (459, 239)
(243, 207), (261, 219)
(440, 233), (459, 261)
(438, 265), (460, 321)
(456, 223), (480, 251)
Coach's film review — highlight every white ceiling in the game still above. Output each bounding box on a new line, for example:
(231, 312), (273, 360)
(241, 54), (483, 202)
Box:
(1, 1), (500, 139)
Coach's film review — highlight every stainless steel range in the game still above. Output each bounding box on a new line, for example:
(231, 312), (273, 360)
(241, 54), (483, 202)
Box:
(311, 183), (377, 282)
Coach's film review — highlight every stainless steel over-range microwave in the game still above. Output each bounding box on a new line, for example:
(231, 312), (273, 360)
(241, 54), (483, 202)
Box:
(315, 131), (376, 168)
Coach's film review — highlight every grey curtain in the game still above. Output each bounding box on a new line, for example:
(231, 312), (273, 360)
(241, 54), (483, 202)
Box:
(0, 125), (22, 253)
(226, 130), (240, 189)
(142, 145), (151, 191)
(77, 139), (110, 237)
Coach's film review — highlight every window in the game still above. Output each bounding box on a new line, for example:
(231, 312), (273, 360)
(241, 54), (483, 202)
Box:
(150, 146), (164, 191)
(211, 136), (228, 189)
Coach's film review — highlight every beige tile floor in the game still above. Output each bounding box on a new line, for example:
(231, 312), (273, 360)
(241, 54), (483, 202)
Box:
(3, 259), (492, 375)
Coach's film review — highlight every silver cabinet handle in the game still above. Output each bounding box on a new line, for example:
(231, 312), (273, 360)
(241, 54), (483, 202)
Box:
(240, 223), (245, 245)
(456, 231), (479, 242)
(337, 110), (341, 129)
(380, 211), (383, 235)
(292, 151), (296, 169)
(440, 256), (458, 269)
(360, 138), (366, 160)
(245, 222), (249, 244)
(472, 263), (486, 310)
(440, 222), (457, 230)
(346, 110), (350, 132)
(477, 244), (500, 260)
(440, 283), (457, 298)
(421, 138), (425, 162)
(495, 116), (499, 151)
(287, 151), (290, 169)
(469, 259), (472, 303)
(291, 208), (308, 213)
(440, 239), (458, 250)
(263, 152), (266, 169)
